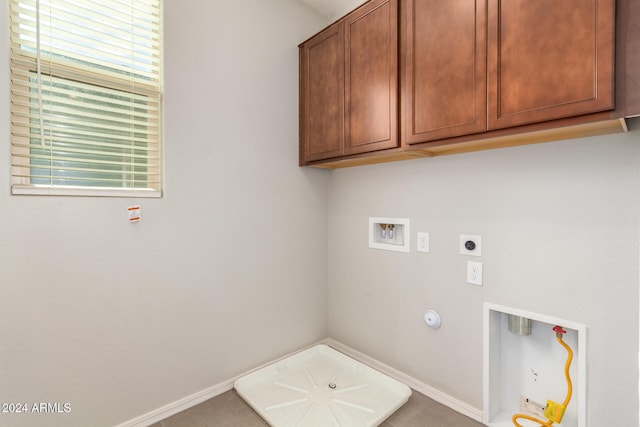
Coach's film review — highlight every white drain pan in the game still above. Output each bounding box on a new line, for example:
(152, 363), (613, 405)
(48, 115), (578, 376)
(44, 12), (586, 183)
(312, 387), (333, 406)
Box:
(234, 344), (411, 427)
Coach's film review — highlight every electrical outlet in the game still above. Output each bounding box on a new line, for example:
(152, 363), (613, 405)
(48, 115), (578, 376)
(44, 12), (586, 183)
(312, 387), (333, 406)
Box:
(460, 234), (481, 256)
(467, 261), (483, 286)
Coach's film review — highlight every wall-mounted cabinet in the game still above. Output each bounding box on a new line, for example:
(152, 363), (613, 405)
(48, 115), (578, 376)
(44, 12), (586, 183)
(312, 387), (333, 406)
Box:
(403, 0), (487, 143)
(299, 0), (638, 169)
(404, 0), (614, 144)
(298, 21), (344, 162)
(299, 0), (398, 164)
(486, 0), (615, 130)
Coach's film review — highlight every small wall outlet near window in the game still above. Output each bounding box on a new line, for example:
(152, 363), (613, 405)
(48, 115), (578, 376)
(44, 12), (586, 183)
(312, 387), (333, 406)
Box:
(368, 217), (410, 253)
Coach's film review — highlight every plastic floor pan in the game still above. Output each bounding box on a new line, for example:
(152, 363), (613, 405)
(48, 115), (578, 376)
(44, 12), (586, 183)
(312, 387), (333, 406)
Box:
(234, 344), (411, 426)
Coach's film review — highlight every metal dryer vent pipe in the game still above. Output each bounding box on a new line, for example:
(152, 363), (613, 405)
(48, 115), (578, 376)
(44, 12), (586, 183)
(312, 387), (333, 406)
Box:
(508, 314), (532, 336)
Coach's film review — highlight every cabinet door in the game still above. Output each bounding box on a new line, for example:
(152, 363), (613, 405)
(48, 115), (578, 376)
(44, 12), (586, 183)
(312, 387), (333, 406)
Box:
(403, 0), (487, 144)
(344, 0), (398, 155)
(299, 21), (344, 163)
(487, 0), (615, 130)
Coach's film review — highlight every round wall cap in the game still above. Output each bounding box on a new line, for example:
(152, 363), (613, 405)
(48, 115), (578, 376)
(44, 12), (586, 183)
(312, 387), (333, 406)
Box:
(424, 309), (441, 329)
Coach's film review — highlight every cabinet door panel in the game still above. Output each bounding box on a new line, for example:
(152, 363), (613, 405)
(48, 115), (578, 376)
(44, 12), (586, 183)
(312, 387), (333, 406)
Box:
(488, 0), (615, 129)
(403, 0), (487, 144)
(299, 22), (344, 163)
(345, 0), (398, 154)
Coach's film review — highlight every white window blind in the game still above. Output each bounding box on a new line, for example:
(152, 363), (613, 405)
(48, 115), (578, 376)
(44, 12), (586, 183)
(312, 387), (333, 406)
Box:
(9, 0), (162, 197)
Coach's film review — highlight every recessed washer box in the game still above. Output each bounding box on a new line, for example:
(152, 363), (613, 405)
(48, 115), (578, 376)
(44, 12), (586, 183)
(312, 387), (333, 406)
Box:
(368, 217), (410, 253)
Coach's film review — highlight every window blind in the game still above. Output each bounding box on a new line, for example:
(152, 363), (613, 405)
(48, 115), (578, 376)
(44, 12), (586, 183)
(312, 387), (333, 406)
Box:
(9, 0), (162, 197)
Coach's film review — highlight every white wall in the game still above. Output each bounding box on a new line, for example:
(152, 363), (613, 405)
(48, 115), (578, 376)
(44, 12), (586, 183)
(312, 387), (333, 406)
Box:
(0, 1), (329, 426)
(2, 1), (638, 426)
(327, 120), (640, 425)
(297, 0), (367, 21)
(325, 0), (367, 20)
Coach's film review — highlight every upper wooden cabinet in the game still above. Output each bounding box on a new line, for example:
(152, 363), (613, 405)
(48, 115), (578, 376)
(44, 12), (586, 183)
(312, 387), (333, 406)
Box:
(403, 0), (487, 143)
(300, 0), (628, 168)
(403, 0), (615, 144)
(299, 0), (398, 165)
(487, 0), (615, 130)
(299, 21), (344, 162)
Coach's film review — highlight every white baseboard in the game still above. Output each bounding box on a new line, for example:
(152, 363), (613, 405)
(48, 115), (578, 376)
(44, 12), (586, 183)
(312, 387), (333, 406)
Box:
(115, 341), (325, 427)
(117, 338), (483, 426)
(325, 339), (484, 423)
(115, 380), (235, 427)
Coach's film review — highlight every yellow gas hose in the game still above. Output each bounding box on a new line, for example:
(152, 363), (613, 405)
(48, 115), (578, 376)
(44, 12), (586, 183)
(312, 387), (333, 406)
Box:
(512, 328), (573, 427)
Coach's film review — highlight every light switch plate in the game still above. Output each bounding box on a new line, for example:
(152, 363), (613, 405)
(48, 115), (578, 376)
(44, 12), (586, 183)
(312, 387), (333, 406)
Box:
(417, 232), (430, 253)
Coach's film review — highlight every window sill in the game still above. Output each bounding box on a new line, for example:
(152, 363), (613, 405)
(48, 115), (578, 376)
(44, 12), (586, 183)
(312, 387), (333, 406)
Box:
(11, 185), (162, 198)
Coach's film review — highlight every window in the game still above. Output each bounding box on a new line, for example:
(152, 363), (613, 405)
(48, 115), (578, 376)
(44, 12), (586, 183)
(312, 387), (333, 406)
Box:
(9, 0), (162, 197)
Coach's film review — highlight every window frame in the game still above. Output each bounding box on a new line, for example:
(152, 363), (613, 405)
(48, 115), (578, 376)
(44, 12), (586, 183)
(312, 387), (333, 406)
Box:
(9, 0), (163, 198)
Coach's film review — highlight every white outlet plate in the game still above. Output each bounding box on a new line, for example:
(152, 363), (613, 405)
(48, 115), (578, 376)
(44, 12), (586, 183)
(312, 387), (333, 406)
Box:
(467, 261), (483, 286)
(460, 234), (482, 256)
(417, 232), (430, 253)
